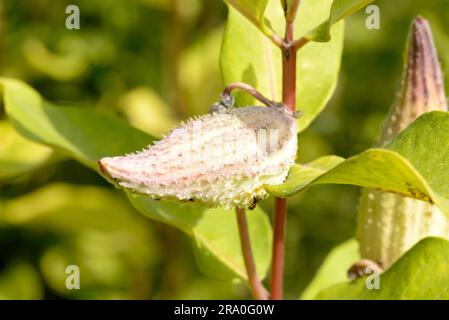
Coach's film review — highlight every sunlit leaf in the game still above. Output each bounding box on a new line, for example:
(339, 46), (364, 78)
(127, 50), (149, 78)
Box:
(224, 0), (269, 29)
(269, 111), (449, 216)
(306, 0), (375, 42)
(301, 238), (359, 299)
(316, 237), (449, 299)
(192, 206), (272, 280)
(221, 0), (344, 132)
(130, 195), (272, 281)
(1, 78), (153, 170)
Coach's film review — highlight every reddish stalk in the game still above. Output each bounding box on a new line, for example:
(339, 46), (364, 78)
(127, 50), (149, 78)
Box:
(291, 36), (309, 51)
(235, 207), (269, 300)
(222, 82), (279, 107)
(270, 0), (300, 300)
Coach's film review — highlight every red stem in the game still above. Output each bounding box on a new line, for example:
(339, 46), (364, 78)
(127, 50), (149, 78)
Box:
(235, 207), (269, 300)
(270, 3), (299, 300)
(222, 82), (278, 107)
(271, 197), (288, 299)
(291, 36), (309, 51)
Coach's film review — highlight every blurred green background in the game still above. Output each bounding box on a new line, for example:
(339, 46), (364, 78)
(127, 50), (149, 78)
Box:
(0, 0), (448, 299)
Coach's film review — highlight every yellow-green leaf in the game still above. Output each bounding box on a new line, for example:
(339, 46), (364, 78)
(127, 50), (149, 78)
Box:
(306, 0), (375, 42)
(268, 111), (449, 216)
(316, 237), (449, 299)
(221, 0), (344, 132)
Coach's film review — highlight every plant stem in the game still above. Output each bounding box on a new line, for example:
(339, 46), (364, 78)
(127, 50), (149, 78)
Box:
(235, 207), (269, 300)
(271, 197), (288, 299)
(222, 82), (279, 107)
(291, 36), (309, 51)
(270, 0), (300, 300)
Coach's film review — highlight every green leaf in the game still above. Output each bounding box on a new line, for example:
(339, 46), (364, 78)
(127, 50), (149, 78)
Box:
(306, 0), (375, 42)
(316, 237), (449, 299)
(223, 0), (269, 30)
(221, 0), (344, 132)
(269, 111), (449, 216)
(192, 206), (272, 280)
(1, 78), (154, 170)
(130, 195), (272, 281)
(0, 121), (54, 180)
(1, 183), (151, 235)
(1, 78), (273, 283)
(301, 238), (359, 300)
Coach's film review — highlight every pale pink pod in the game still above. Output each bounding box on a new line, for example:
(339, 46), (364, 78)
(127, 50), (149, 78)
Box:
(99, 106), (297, 209)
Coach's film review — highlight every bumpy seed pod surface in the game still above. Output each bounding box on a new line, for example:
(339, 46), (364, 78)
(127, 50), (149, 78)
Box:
(356, 17), (449, 270)
(99, 106), (297, 209)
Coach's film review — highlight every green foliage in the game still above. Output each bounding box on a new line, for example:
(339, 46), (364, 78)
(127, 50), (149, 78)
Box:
(0, 263), (43, 300)
(301, 238), (359, 299)
(223, 0), (269, 30)
(130, 196), (272, 281)
(307, 0), (375, 41)
(1, 78), (153, 170)
(316, 237), (449, 299)
(1, 78), (272, 283)
(0, 121), (54, 180)
(221, 0), (344, 132)
(3, 0), (449, 300)
(118, 87), (177, 137)
(269, 112), (449, 216)
(1, 183), (157, 299)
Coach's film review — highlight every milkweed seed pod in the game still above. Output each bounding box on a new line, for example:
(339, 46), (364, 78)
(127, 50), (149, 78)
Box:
(356, 17), (449, 270)
(99, 105), (297, 209)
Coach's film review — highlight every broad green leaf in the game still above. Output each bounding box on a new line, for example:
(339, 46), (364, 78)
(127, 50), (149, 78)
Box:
(316, 237), (449, 299)
(129, 195), (204, 233)
(0, 78), (154, 170)
(224, 0), (269, 29)
(131, 195), (272, 281)
(192, 206), (272, 280)
(1, 78), (272, 282)
(301, 238), (359, 300)
(269, 111), (449, 216)
(0, 121), (54, 180)
(221, 0), (344, 132)
(306, 0), (375, 42)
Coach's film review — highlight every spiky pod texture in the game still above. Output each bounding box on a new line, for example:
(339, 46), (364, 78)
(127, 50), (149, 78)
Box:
(99, 106), (297, 209)
(357, 17), (449, 269)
